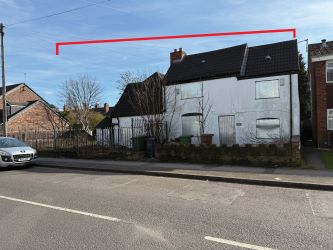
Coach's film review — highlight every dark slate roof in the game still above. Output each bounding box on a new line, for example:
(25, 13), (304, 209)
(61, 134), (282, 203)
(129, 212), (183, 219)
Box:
(0, 83), (22, 95)
(95, 117), (112, 129)
(308, 40), (333, 57)
(111, 72), (164, 118)
(165, 40), (299, 84)
(244, 40), (299, 77)
(165, 44), (247, 84)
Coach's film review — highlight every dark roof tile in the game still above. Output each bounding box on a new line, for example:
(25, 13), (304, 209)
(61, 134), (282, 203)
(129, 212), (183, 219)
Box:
(244, 40), (299, 77)
(165, 44), (247, 84)
(111, 72), (164, 118)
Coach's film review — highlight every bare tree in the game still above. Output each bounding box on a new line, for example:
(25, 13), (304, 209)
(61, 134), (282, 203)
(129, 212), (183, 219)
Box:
(42, 103), (68, 133)
(197, 93), (213, 135)
(59, 75), (102, 132)
(117, 71), (148, 95)
(240, 124), (289, 144)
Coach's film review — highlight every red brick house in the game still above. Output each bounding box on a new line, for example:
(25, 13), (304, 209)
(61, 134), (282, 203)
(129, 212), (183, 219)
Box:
(0, 83), (68, 134)
(309, 39), (333, 147)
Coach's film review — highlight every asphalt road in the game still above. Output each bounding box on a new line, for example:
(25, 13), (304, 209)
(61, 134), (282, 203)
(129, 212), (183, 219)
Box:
(0, 166), (332, 250)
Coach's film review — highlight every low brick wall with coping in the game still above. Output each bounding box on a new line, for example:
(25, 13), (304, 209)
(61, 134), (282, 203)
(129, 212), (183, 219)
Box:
(38, 142), (301, 167)
(39, 147), (145, 161)
(155, 143), (301, 167)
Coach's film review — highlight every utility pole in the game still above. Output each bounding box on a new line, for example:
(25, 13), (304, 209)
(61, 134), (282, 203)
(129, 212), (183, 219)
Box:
(0, 23), (7, 137)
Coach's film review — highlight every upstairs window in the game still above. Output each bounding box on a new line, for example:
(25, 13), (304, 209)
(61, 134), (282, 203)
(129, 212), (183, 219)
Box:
(256, 118), (280, 139)
(181, 83), (202, 99)
(328, 109), (333, 130)
(327, 61), (333, 83)
(255, 79), (279, 99)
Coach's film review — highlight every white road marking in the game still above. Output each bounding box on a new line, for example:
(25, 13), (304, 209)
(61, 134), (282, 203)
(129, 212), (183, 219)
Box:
(110, 179), (138, 189)
(305, 193), (317, 216)
(0, 195), (121, 222)
(204, 236), (277, 250)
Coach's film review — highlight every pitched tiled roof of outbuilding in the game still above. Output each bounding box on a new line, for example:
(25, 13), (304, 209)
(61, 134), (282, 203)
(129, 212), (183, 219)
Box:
(111, 72), (164, 118)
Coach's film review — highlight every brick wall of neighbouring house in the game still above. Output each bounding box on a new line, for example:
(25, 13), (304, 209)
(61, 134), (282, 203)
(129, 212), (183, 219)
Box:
(0, 85), (41, 109)
(7, 101), (67, 133)
(311, 61), (333, 147)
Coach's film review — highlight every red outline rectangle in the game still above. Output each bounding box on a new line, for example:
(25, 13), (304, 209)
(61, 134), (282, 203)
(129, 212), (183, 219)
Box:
(56, 28), (296, 55)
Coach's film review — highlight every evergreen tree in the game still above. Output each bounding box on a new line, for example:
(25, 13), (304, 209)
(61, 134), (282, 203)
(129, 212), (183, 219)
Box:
(298, 53), (311, 122)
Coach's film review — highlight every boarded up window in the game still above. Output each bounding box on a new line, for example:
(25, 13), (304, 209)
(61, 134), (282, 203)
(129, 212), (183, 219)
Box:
(255, 79), (279, 99)
(256, 118), (280, 139)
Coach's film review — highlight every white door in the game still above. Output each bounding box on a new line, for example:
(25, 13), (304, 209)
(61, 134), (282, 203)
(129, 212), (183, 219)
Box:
(219, 115), (236, 145)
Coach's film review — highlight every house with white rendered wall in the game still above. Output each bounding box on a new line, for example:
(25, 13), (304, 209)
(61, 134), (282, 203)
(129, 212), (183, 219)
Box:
(164, 40), (300, 145)
(96, 72), (164, 147)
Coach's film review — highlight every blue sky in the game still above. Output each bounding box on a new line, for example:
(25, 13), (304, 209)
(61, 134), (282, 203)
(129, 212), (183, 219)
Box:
(0, 0), (332, 107)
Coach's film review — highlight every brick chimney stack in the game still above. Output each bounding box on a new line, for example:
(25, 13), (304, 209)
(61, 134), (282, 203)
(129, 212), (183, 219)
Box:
(170, 48), (186, 64)
(95, 103), (99, 109)
(104, 103), (109, 113)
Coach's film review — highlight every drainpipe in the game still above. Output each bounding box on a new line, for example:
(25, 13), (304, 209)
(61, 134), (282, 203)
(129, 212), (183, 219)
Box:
(117, 117), (120, 146)
(289, 74), (293, 144)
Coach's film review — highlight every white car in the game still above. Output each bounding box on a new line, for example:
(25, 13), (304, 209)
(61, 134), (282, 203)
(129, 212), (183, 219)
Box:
(0, 137), (37, 168)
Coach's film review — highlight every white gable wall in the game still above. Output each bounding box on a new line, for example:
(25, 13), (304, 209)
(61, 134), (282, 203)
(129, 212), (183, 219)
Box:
(165, 74), (300, 145)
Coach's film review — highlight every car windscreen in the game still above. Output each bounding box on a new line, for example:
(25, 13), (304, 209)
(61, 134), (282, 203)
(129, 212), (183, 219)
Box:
(0, 138), (27, 148)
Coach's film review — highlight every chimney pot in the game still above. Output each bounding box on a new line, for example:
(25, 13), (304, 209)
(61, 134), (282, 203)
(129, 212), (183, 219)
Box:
(322, 39), (327, 47)
(170, 48), (186, 64)
(104, 103), (109, 113)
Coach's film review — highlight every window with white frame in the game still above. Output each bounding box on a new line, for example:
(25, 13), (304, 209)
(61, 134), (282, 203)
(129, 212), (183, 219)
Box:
(255, 79), (280, 99)
(327, 61), (333, 83)
(181, 82), (202, 99)
(256, 118), (280, 139)
(182, 114), (201, 136)
(328, 109), (333, 130)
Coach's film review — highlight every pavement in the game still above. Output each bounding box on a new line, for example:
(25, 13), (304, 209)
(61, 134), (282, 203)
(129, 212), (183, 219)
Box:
(301, 146), (326, 170)
(36, 157), (333, 191)
(0, 167), (332, 249)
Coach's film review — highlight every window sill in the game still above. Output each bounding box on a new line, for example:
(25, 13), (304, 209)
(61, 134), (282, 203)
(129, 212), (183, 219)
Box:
(255, 96), (280, 100)
(180, 96), (203, 100)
